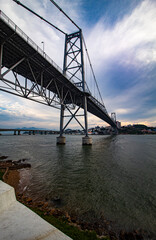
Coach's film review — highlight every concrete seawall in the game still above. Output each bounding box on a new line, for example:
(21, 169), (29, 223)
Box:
(0, 181), (72, 240)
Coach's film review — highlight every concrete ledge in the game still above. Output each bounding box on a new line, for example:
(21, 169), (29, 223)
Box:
(0, 181), (16, 213)
(0, 181), (72, 240)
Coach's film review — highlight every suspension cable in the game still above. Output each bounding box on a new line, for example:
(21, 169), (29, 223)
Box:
(49, 0), (81, 31)
(12, 0), (66, 35)
(82, 35), (104, 105)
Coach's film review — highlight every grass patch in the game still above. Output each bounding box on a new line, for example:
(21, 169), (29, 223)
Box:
(30, 207), (110, 240)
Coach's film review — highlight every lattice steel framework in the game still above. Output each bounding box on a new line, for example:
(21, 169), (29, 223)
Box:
(59, 30), (89, 136)
(0, 11), (80, 111)
(0, 10), (118, 134)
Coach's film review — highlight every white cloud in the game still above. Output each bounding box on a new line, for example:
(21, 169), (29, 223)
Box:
(115, 108), (134, 115)
(0, 92), (59, 124)
(86, 0), (156, 70)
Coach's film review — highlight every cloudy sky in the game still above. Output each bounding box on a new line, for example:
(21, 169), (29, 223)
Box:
(0, 0), (156, 129)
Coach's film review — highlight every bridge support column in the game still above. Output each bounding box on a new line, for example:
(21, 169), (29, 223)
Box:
(82, 94), (92, 145)
(14, 131), (16, 135)
(57, 105), (66, 144)
(57, 136), (66, 145)
(18, 130), (21, 135)
(82, 136), (92, 145)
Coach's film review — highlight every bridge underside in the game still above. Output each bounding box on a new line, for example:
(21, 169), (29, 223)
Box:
(0, 11), (117, 129)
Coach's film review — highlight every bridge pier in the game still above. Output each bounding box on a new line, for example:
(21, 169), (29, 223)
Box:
(14, 131), (16, 135)
(18, 130), (21, 135)
(57, 136), (66, 145)
(82, 136), (92, 145)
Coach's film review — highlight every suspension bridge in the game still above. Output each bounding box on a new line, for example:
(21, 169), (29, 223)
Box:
(0, 0), (118, 145)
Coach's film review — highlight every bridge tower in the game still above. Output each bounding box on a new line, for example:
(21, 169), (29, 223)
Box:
(57, 30), (92, 145)
(111, 112), (118, 134)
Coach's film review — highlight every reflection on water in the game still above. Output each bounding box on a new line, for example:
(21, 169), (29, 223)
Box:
(0, 134), (156, 234)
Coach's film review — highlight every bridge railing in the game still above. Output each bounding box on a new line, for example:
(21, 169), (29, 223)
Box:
(2, 10), (83, 91)
(89, 95), (109, 116)
(0, 10), (64, 73)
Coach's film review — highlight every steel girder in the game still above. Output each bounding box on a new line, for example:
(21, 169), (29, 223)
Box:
(0, 13), (82, 110)
(0, 54), (77, 110)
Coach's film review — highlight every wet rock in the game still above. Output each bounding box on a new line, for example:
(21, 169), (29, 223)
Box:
(49, 208), (56, 215)
(16, 160), (22, 163)
(26, 197), (32, 203)
(21, 158), (29, 162)
(51, 208), (64, 217)
(0, 160), (31, 170)
(10, 163), (31, 169)
(70, 215), (77, 223)
(43, 202), (49, 208)
(64, 212), (71, 222)
(13, 161), (18, 165)
(52, 196), (61, 202)
(119, 230), (126, 240)
(37, 201), (44, 207)
(119, 230), (145, 240)
(40, 202), (49, 211)
(0, 156), (8, 160)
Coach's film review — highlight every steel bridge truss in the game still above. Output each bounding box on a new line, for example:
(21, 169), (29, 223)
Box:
(0, 10), (117, 137)
(0, 44), (77, 110)
(59, 30), (89, 137)
(63, 31), (85, 91)
(0, 32), (88, 133)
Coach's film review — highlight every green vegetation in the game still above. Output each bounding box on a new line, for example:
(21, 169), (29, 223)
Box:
(30, 208), (110, 240)
(120, 124), (156, 134)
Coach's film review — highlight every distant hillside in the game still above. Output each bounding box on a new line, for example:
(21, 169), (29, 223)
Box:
(133, 124), (148, 129)
(17, 127), (47, 130)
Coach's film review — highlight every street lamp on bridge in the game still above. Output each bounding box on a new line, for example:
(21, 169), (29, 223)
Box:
(41, 41), (45, 54)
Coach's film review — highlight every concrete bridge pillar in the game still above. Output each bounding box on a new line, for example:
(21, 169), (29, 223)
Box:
(14, 131), (16, 135)
(18, 130), (20, 135)
(56, 136), (66, 145)
(82, 136), (92, 145)
(33, 131), (35, 135)
(29, 131), (31, 135)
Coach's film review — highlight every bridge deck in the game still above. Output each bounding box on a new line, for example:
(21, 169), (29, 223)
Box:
(0, 10), (116, 128)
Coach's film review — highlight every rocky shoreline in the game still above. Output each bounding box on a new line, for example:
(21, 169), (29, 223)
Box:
(0, 155), (154, 240)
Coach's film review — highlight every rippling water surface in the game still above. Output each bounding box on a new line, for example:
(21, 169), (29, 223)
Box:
(0, 134), (156, 234)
